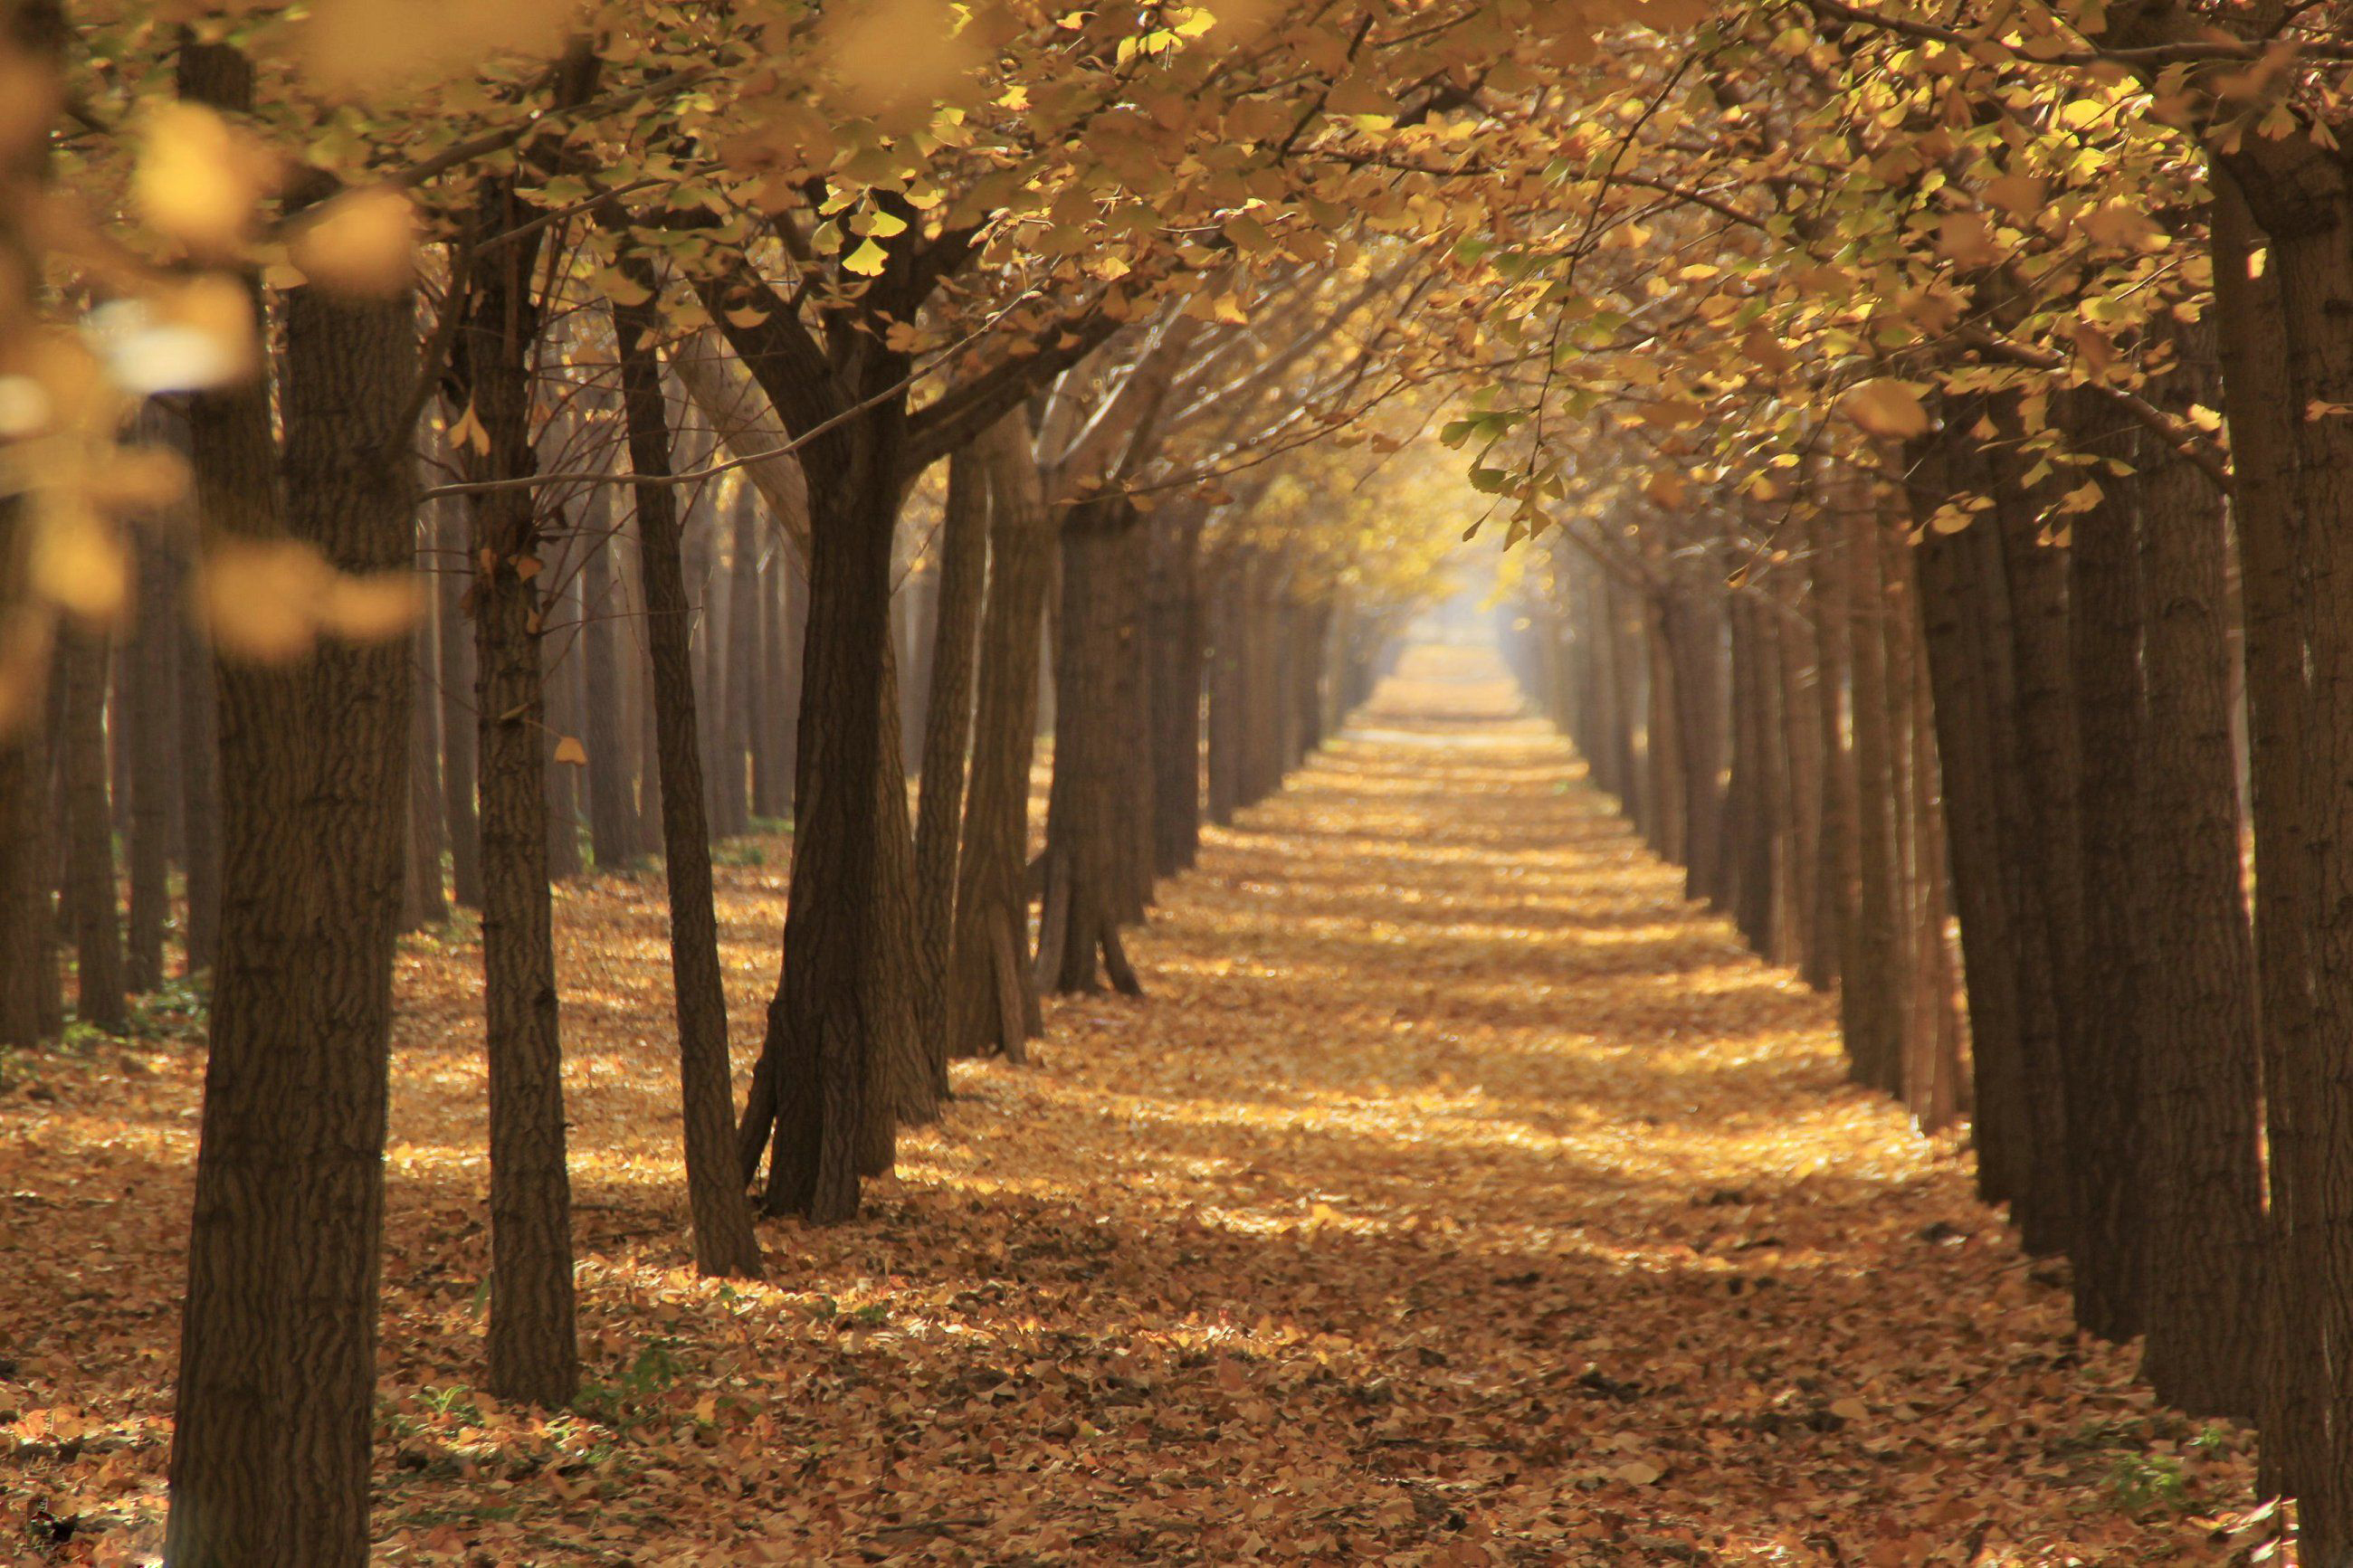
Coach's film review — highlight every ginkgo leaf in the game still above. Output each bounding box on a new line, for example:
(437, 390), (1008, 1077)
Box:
(1841, 379), (1930, 440)
(553, 736), (588, 766)
(842, 238), (890, 276)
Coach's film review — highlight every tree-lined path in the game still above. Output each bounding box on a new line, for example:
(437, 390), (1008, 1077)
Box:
(2, 644), (2253, 1563)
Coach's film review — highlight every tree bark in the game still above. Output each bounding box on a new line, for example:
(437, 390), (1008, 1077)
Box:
(948, 413), (1050, 1060)
(1843, 502), (1905, 1095)
(581, 499), (635, 869)
(911, 446), (988, 1109)
(2132, 388), (2267, 1419)
(162, 80), (414, 1558)
(609, 288), (764, 1278)
(452, 167), (582, 1407)
(60, 625), (125, 1032)
(434, 495), (482, 909)
(2060, 393), (2148, 1344)
(125, 523), (173, 992)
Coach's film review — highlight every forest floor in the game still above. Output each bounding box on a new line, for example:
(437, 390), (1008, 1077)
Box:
(0, 647), (2268, 1566)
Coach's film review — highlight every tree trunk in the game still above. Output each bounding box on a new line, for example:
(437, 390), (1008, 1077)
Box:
(1843, 502), (1905, 1095)
(911, 446), (988, 1110)
(1035, 496), (1145, 996)
(1149, 509), (1205, 878)
(2212, 166), (2324, 1513)
(2132, 390), (2267, 1419)
(60, 625), (125, 1032)
(948, 413), (1050, 1060)
(162, 103), (414, 1560)
(608, 289), (764, 1278)
(125, 524), (173, 993)
(404, 604), (448, 928)
(2062, 395), (2148, 1345)
(1807, 502), (1853, 1001)
(452, 174), (580, 1408)
(719, 489), (759, 837)
(435, 496), (482, 909)
(582, 501), (635, 869)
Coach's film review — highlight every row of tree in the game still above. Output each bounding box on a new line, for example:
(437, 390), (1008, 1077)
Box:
(1469, 0), (2353, 1557)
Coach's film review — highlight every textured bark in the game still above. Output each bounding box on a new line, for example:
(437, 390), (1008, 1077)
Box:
(2212, 167), (2321, 1510)
(948, 413), (1050, 1060)
(2062, 396), (2148, 1345)
(435, 496), (482, 909)
(610, 289), (763, 1279)
(1775, 571), (1822, 984)
(2132, 394), (2266, 1419)
(1806, 503), (1853, 1001)
(911, 447), (988, 1109)
(1975, 477), (2075, 1258)
(60, 625), (125, 1032)
(719, 489), (759, 837)
(452, 166), (582, 1408)
(1035, 497), (1144, 996)
(748, 540), (785, 822)
(162, 95), (414, 1563)
(1205, 562), (1243, 827)
(176, 584), (222, 976)
(1911, 498), (2029, 1214)
(581, 508), (635, 869)
(125, 525), (173, 992)
(540, 524), (585, 884)
(1843, 504), (1905, 1095)
(1148, 509), (1205, 878)
(0, 501), (50, 1044)
(403, 606), (448, 929)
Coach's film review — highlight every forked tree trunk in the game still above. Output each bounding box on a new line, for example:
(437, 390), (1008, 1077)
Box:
(162, 80), (414, 1555)
(610, 289), (763, 1279)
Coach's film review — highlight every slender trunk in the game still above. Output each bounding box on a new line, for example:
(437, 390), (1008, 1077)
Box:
(719, 489), (758, 837)
(1149, 511), (1205, 877)
(126, 523), (173, 992)
(404, 604), (448, 928)
(582, 501), (634, 869)
(609, 289), (763, 1278)
(1844, 503), (1905, 1095)
(435, 496), (482, 909)
(911, 446), (988, 1110)
(540, 523), (585, 883)
(61, 625), (125, 1032)
(452, 170), (581, 1407)
(1807, 504), (1853, 994)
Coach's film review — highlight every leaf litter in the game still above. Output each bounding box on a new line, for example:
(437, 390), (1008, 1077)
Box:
(0, 647), (2264, 1564)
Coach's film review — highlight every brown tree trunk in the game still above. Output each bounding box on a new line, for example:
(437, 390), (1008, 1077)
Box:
(1035, 497), (1144, 995)
(1205, 560), (1243, 827)
(2212, 166), (2323, 1512)
(539, 523), (586, 884)
(404, 603), (448, 929)
(2132, 392), (2267, 1419)
(1843, 502), (1906, 1095)
(435, 496), (482, 909)
(911, 446), (988, 1109)
(719, 489), (759, 837)
(452, 170), (582, 1407)
(125, 524), (173, 993)
(1148, 508), (1205, 878)
(2062, 395), (2148, 1345)
(581, 500), (635, 869)
(162, 65), (414, 1553)
(948, 413), (1050, 1060)
(609, 289), (763, 1278)
(60, 624), (125, 1032)
(1807, 504), (1853, 995)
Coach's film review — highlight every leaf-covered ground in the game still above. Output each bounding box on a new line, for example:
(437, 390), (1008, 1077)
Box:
(2, 646), (2264, 1564)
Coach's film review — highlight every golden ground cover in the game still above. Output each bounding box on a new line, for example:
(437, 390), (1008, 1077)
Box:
(1, 648), (2259, 1563)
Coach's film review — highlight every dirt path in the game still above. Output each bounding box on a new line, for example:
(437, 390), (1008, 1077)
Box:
(1, 648), (2254, 1565)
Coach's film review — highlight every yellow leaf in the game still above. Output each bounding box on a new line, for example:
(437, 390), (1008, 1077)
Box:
(1841, 378), (1930, 440)
(290, 187), (417, 297)
(843, 238), (890, 276)
(553, 735), (588, 766)
(1613, 1460), (1662, 1486)
(135, 103), (274, 257)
